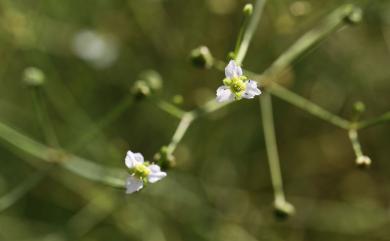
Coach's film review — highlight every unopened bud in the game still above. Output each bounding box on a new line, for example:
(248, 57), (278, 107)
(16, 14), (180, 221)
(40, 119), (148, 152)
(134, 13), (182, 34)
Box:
(154, 146), (176, 170)
(138, 70), (163, 92)
(353, 101), (366, 114)
(131, 80), (150, 99)
(356, 155), (371, 168)
(23, 67), (45, 87)
(273, 200), (295, 220)
(190, 46), (214, 69)
(344, 5), (363, 25)
(243, 4), (253, 16)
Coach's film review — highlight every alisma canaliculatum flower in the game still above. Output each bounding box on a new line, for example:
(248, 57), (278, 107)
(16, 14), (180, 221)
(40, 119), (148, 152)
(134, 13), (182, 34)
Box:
(125, 150), (167, 194)
(216, 60), (261, 102)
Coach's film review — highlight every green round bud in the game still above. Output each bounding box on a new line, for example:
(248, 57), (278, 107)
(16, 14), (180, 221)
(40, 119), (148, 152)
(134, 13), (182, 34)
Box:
(138, 70), (163, 92)
(273, 200), (295, 220)
(131, 80), (151, 99)
(227, 52), (236, 60)
(356, 155), (371, 168)
(172, 95), (183, 105)
(190, 46), (214, 69)
(23, 67), (45, 86)
(243, 4), (253, 16)
(344, 6), (363, 25)
(353, 101), (366, 114)
(154, 146), (176, 170)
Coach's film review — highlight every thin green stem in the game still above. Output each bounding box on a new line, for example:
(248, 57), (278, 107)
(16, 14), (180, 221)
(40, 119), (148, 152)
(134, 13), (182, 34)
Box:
(267, 82), (351, 129)
(348, 128), (363, 157)
(266, 4), (361, 75)
(0, 169), (47, 212)
(68, 95), (134, 151)
(236, 0), (267, 65)
(30, 87), (59, 147)
(152, 98), (186, 119)
(357, 112), (390, 130)
(0, 121), (126, 188)
(260, 92), (286, 203)
(166, 112), (195, 154)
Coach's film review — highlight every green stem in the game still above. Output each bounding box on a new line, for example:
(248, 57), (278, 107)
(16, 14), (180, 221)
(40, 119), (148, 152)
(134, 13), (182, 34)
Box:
(236, 0), (267, 65)
(166, 112), (195, 154)
(267, 82), (351, 129)
(266, 4), (361, 75)
(68, 95), (134, 151)
(0, 169), (47, 212)
(31, 87), (59, 147)
(0, 121), (126, 188)
(357, 112), (390, 130)
(152, 98), (186, 119)
(348, 128), (363, 157)
(260, 93), (286, 203)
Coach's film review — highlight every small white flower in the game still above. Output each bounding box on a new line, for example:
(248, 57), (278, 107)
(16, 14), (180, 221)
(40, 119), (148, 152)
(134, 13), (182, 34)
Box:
(124, 150), (167, 194)
(216, 60), (261, 102)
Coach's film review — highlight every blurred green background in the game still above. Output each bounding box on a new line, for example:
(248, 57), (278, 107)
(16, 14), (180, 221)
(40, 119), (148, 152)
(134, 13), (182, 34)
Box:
(1, 0), (390, 240)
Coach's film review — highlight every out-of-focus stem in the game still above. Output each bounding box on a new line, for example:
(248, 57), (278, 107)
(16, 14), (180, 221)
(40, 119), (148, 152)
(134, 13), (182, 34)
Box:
(0, 121), (126, 188)
(153, 99), (186, 119)
(356, 112), (390, 130)
(68, 95), (134, 151)
(0, 169), (47, 212)
(31, 87), (59, 147)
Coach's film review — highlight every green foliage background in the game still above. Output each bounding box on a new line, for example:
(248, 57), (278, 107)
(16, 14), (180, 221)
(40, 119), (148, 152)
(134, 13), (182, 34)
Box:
(0, 0), (390, 240)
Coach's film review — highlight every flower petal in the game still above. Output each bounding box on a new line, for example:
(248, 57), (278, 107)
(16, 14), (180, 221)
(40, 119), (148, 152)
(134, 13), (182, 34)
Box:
(225, 60), (242, 79)
(125, 175), (144, 194)
(147, 164), (167, 183)
(125, 151), (144, 168)
(216, 85), (235, 103)
(133, 153), (144, 163)
(242, 80), (261, 99)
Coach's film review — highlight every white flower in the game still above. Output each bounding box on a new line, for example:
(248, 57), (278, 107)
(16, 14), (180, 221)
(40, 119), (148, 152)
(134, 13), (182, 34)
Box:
(216, 60), (261, 102)
(124, 150), (167, 194)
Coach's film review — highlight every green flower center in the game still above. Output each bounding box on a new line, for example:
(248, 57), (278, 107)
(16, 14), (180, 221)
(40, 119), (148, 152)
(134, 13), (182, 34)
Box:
(132, 163), (151, 179)
(223, 76), (247, 99)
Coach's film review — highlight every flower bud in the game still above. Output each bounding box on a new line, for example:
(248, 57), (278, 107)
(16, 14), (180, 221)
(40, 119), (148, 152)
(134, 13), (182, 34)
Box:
(243, 4), (253, 16)
(190, 46), (214, 69)
(273, 200), (295, 220)
(138, 70), (163, 92)
(343, 6), (363, 25)
(131, 80), (151, 100)
(353, 101), (366, 114)
(154, 146), (176, 170)
(131, 70), (163, 99)
(23, 67), (45, 87)
(356, 155), (371, 168)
